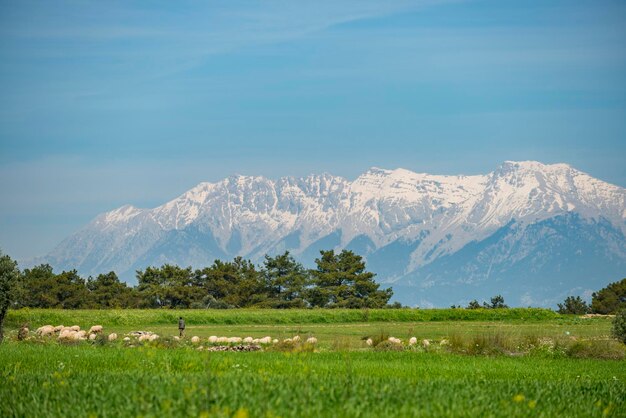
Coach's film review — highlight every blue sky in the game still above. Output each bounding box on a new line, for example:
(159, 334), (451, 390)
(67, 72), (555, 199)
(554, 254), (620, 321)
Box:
(1, 0), (625, 261)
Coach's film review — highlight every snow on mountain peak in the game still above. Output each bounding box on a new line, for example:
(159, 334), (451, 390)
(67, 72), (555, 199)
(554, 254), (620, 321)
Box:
(48, 161), (625, 284)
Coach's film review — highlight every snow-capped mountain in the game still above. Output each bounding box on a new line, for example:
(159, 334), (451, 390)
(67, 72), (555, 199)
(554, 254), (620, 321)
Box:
(42, 161), (626, 307)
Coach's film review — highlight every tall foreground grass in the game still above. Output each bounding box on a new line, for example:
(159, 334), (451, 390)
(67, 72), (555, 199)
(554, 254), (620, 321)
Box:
(1, 343), (624, 417)
(6, 308), (558, 328)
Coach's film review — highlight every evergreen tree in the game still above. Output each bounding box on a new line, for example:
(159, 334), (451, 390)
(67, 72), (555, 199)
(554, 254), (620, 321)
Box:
(557, 296), (591, 314)
(591, 278), (626, 314)
(262, 251), (309, 308)
(20, 265), (88, 308)
(308, 250), (392, 308)
(87, 272), (137, 308)
(136, 265), (202, 308)
(485, 295), (508, 309)
(0, 251), (20, 342)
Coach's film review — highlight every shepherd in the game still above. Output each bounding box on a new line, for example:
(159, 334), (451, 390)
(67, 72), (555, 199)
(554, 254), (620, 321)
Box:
(178, 317), (185, 337)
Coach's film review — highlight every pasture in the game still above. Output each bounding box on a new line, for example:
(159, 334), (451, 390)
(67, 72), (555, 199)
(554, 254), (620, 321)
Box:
(1, 309), (624, 417)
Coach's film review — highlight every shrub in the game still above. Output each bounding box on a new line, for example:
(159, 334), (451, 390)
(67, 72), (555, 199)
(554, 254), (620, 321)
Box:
(566, 340), (626, 360)
(374, 341), (404, 352)
(612, 309), (626, 344)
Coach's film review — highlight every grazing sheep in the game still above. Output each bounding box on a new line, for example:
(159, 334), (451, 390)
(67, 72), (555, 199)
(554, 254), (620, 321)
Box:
(439, 339), (449, 346)
(366, 338), (373, 346)
(108, 333), (118, 342)
(138, 334), (150, 342)
(259, 336), (272, 345)
(272, 339), (279, 344)
(217, 337), (229, 344)
(292, 335), (301, 343)
(54, 325), (64, 333)
(388, 337), (402, 345)
(89, 325), (103, 334)
(75, 330), (87, 340)
(58, 329), (75, 340)
(228, 337), (242, 344)
(306, 337), (318, 345)
(149, 334), (159, 342)
(89, 333), (97, 341)
(36, 325), (55, 337)
(191, 336), (200, 344)
(173, 336), (180, 341)
(409, 337), (417, 346)
(283, 338), (293, 343)
(70, 325), (80, 332)
(123, 337), (131, 342)
(208, 336), (218, 344)
(243, 337), (254, 344)
(422, 339), (430, 348)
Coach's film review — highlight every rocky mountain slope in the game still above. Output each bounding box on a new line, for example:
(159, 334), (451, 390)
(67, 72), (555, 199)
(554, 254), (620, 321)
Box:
(42, 161), (626, 307)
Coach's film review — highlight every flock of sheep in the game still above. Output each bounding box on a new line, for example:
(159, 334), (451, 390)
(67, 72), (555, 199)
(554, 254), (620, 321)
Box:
(366, 336), (446, 348)
(35, 324), (118, 342)
(32, 326), (438, 350)
(32, 325), (318, 349)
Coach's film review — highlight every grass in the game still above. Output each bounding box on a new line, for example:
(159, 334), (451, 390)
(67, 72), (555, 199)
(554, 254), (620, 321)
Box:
(1, 342), (624, 417)
(5, 307), (560, 329)
(3, 309), (623, 417)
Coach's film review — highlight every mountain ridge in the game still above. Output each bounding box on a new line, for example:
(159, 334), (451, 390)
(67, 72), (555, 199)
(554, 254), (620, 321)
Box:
(39, 161), (626, 307)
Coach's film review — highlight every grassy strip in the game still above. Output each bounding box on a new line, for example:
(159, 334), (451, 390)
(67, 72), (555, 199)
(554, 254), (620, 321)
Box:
(1, 343), (624, 417)
(6, 308), (559, 328)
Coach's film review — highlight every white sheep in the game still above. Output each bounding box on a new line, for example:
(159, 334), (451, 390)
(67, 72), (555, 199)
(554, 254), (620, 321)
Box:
(208, 336), (218, 344)
(366, 338), (373, 346)
(228, 337), (242, 344)
(217, 337), (229, 344)
(422, 339), (430, 348)
(388, 337), (402, 345)
(259, 336), (272, 345)
(70, 325), (80, 332)
(58, 329), (75, 340)
(243, 337), (253, 344)
(439, 339), (449, 346)
(36, 325), (55, 337)
(173, 336), (180, 341)
(108, 333), (118, 342)
(409, 337), (417, 346)
(89, 325), (103, 334)
(306, 337), (318, 345)
(283, 338), (293, 343)
(149, 334), (159, 342)
(138, 334), (150, 342)
(191, 336), (200, 344)
(89, 333), (97, 341)
(272, 339), (279, 344)
(292, 335), (301, 343)
(54, 325), (64, 333)
(123, 337), (131, 342)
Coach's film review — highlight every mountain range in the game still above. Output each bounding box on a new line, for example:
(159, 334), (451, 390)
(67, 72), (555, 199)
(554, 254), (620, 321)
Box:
(40, 161), (626, 307)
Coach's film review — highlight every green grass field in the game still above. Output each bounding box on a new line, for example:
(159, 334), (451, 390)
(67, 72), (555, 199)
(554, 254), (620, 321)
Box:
(2, 309), (624, 417)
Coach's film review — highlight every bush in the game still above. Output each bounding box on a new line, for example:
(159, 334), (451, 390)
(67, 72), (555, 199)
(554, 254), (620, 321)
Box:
(374, 341), (404, 352)
(566, 340), (626, 360)
(612, 309), (626, 344)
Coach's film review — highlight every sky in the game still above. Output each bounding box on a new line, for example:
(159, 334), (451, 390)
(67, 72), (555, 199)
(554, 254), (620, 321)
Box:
(1, 0), (625, 261)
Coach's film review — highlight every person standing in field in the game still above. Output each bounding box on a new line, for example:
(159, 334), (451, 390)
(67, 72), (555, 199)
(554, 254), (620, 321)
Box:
(178, 317), (185, 337)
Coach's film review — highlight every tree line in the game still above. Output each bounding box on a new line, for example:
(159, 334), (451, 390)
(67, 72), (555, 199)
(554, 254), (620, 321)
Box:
(6, 250), (394, 310)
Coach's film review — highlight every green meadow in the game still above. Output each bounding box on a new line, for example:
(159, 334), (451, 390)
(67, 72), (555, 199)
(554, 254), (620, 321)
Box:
(1, 309), (624, 417)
